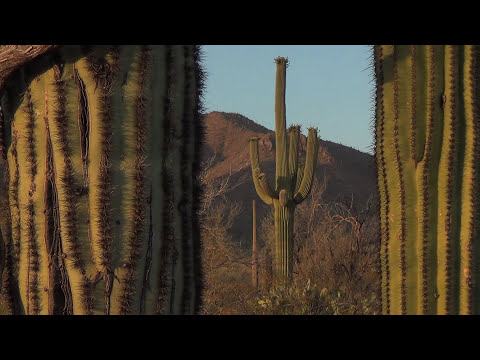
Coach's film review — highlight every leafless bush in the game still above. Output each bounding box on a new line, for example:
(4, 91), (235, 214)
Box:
(292, 179), (381, 312)
(199, 156), (381, 315)
(199, 155), (258, 314)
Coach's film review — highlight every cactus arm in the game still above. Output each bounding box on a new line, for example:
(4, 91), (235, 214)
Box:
(288, 125), (300, 193)
(249, 137), (275, 205)
(293, 128), (318, 204)
(459, 45), (478, 315)
(274, 57), (289, 191)
(257, 172), (277, 200)
(294, 162), (304, 194)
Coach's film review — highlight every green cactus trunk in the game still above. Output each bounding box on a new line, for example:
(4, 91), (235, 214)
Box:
(249, 57), (319, 286)
(374, 45), (480, 315)
(0, 45), (205, 315)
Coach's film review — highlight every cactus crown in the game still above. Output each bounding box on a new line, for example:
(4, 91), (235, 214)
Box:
(274, 56), (289, 68)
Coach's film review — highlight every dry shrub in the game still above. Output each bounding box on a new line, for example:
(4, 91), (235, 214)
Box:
(200, 159), (381, 315)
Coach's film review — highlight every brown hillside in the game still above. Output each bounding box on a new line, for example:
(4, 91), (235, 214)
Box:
(201, 111), (377, 246)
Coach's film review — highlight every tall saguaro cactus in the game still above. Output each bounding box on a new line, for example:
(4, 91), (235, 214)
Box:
(0, 45), (205, 315)
(374, 45), (480, 315)
(249, 57), (319, 285)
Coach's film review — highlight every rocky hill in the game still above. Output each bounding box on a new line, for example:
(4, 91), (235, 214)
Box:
(201, 111), (377, 246)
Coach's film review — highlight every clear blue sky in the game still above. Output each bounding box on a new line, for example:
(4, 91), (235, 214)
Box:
(202, 45), (374, 154)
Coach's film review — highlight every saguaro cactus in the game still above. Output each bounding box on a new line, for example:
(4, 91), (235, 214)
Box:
(374, 45), (480, 315)
(0, 45), (205, 315)
(249, 57), (319, 285)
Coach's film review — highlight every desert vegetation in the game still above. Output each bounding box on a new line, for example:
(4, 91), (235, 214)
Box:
(4, 44), (480, 316)
(199, 160), (380, 315)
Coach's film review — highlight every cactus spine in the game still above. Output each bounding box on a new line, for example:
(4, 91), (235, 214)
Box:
(0, 45), (205, 315)
(374, 45), (480, 315)
(249, 57), (319, 286)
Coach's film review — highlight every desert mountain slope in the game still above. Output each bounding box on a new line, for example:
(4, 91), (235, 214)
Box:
(201, 111), (377, 245)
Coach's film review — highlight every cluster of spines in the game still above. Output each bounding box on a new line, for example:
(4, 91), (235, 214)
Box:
(466, 45), (479, 315)
(52, 64), (83, 272)
(391, 46), (408, 315)
(9, 129), (20, 270)
(444, 45), (459, 314)
(119, 46), (150, 315)
(51, 59), (93, 314)
(85, 48), (118, 272)
(420, 45), (436, 314)
(22, 87), (40, 314)
(84, 47), (123, 315)
(409, 45), (417, 162)
(373, 45), (390, 314)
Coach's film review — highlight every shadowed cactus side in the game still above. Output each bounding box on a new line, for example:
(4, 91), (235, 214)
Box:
(374, 45), (480, 315)
(0, 45), (205, 315)
(249, 57), (319, 286)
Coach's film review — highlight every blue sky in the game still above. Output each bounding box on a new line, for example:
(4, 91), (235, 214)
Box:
(202, 45), (375, 154)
